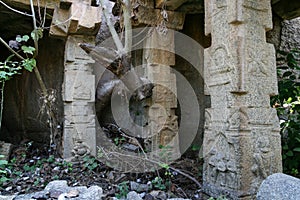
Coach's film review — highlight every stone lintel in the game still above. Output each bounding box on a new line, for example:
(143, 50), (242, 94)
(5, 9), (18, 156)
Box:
(155, 0), (188, 10)
(132, 6), (185, 30)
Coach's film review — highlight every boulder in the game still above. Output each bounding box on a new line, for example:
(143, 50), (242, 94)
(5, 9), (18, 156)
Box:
(257, 173), (300, 200)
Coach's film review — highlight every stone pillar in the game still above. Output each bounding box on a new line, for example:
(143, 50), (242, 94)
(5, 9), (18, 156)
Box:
(203, 0), (282, 199)
(50, 0), (101, 158)
(144, 28), (180, 162)
(130, 0), (185, 162)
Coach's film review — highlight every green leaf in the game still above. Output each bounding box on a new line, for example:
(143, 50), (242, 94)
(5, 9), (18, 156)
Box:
(22, 58), (36, 72)
(31, 28), (43, 41)
(16, 35), (30, 42)
(159, 163), (169, 169)
(0, 160), (7, 165)
(293, 147), (300, 152)
(21, 45), (35, 55)
(286, 150), (294, 157)
(16, 35), (22, 42)
(0, 176), (10, 183)
(22, 35), (30, 42)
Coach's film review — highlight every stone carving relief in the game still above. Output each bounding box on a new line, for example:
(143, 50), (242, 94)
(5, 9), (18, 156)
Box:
(247, 47), (269, 77)
(72, 140), (91, 159)
(228, 107), (249, 130)
(206, 132), (239, 190)
(205, 45), (235, 88)
(251, 134), (275, 191)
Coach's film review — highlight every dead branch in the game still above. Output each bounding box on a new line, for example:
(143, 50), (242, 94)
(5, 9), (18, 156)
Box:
(98, 147), (202, 189)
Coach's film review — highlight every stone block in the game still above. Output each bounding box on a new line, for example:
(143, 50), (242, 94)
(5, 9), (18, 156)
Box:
(63, 71), (95, 102)
(64, 115), (95, 127)
(50, 1), (101, 37)
(65, 36), (95, 63)
(144, 29), (175, 66)
(0, 142), (12, 161)
(132, 6), (185, 30)
(257, 173), (300, 200)
(63, 125), (96, 158)
(64, 102), (93, 116)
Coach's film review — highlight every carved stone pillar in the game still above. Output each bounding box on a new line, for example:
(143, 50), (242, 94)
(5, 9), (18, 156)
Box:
(144, 28), (180, 162)
(203, 0), (282, 199)
(50, 0), (101, 158)
(132, 1), (185, 162)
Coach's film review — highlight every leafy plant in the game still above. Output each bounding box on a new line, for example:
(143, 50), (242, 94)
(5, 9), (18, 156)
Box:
(83, 156), (98, 171)
(115, 181), (129, 199)
(151, 176), (166, 190)
(0, 155), (9, 185)
(0, 35), (36, 132)
(114, 137), (125, 146)
(272, 49), (300, 176)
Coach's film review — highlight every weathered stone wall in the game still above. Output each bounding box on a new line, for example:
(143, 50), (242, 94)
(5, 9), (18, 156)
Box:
(267, 14), (300, 52)
(279, 17), (300, 51)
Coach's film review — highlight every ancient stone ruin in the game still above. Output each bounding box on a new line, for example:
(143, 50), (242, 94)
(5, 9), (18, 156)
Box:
(1, 0), (300, 198)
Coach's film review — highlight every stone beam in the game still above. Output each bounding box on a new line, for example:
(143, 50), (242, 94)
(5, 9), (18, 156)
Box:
(155, 0), (188, 10)
(176, 3), (204, 14)
(203, 0), (282, 199)
(132, 5), (185, 30)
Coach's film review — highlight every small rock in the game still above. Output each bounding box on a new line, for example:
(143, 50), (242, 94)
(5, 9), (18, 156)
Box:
(126, 191), (142, 200)
(66, 190), (79, 198)
(50, 190), (63, 199)
(0, 195), (16, 200)
(144, 193), (155, 200)
(57, 193), (67, 200)
(45, 180), (68, 191)
(32, 191), (49, 199)
(139, 192), (146, 198)
(157, 191), (167, 200)
(130, 181), (152, 192)
(5, 187), (12, 192)
(80, 185), (103, 200)
(150, 190), (167, 200)
(53, 166), (60, 171)
(16, 186), (22, 192)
